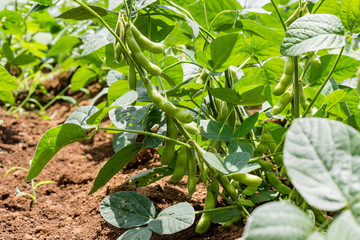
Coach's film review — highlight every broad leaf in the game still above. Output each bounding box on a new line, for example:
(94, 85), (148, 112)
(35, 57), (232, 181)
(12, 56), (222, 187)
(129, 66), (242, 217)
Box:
(200, 120), (234, 141)
(26, 124), (87, 181)
(280, 14), (346, 56)
(0, 66), (17, 91)
(203, 152), (229, 174)
(224, 152), (250, 172)
(65, 106), (99, 129)
(234, 112), (259, 138)
(100, 191), (155, 228)
(71, 67), (97, 91)
(47, 36), (81, 56)
(243, 201), (323, 240)
(148, 203), (195, 234)
(340, 0), (360, 33)
(284, 118), (360, 211)
(90, 143), (143, 194)
(237, 0), (271, 14)
(117, 227), (152, 240)
(109, 105), (150, 130)
(327, 209), (360, 240)
(209, 88), (241, 105)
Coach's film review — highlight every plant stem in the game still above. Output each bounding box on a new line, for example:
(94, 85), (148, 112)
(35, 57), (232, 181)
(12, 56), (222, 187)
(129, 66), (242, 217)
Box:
(293, 57), (300, 118)
(302, 46), (345, 117)
(98, 127), (191, 148)
(43, 84), (71, 110)
(249, 152), (282, 163)
(31, 180), (37, 209)
(270, 0), (287, 31)
(161, 60), (202, 72)
(195, 205), (237, 214)
(312, 0), (325, 14)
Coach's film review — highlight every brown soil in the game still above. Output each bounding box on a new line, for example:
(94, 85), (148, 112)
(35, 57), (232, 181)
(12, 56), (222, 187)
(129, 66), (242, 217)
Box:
(0, 95), (243, 239)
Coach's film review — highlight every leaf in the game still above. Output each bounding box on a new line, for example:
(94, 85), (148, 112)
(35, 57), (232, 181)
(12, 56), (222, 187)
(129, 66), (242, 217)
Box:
(90, 143), (143, 194)
(229, 140), (254, 157)
(240, 19), (283, 45)
(200, 120), (234, 142)
(109, 105), (150, 130)
(65, 106), (99, 129)
(47, 36), (81, 56)
(203, 152), (229, 174)
(108, 80), (129, 103)
(242, 201), (323, 240)
(209, 88), (241, 105)
(249, 191), (279, 204)
(71, 67), (97, 91)
(340, 0), (360, 33)
(107, 69), (126, 87)
(324, 89), (360, 119)
(327, 209), (360, 240)
(237, 0), (271, 14)
(307, 55), (360, 85)
(211, 208), (241, 224)
(148, 202), (195, 234)
(284, 118), (360, 211)
(82, 28), (111, 56)
(224, 152), (250, 172)
(110, 91), (138, 107)
(31, 0), (52, 5)
(0, 91), (15, 104)
(117, 227), (152, 240)
(129, 167), (173, 187)
(280, 14), (346, 57)
(26, 124), (87, 181)
(57, 5), (118, 28)
(234, 112), (259, 138)
(100, 191), (155, 228)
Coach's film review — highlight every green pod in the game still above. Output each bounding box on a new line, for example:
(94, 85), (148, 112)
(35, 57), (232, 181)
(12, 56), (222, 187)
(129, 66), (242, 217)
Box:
(130, 24), (165, 54)
(256, 160), (273, 171)
(217, 175), (238, 201)
(284, 6), (302, 26)
(128, 61), (137, 91)
(146, 84), (193, 123)
(195, 190), (216, 234)
(271, 87), (292, 115)
(187, 148), (197, 196)
(266, 172), (291, 194)
(221, 213), (243, 228)
(170, 146), (187, 183)
(182, 122), (200, 135)
(160, 116), (177, 165)
(126, 27), (162, 76)
(280, 165), (287, 178)
(306, 51), (321, 68)
(273, 58), (294, 96)
(113, 11), (126, 63)
(228, 173), (262, 188)
(243, 186), (258, 196)
(300, 83), (309, 110)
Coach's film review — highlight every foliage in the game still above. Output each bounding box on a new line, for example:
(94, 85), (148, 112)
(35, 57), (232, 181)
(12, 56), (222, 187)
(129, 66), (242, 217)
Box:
(3, 0), (360, 238)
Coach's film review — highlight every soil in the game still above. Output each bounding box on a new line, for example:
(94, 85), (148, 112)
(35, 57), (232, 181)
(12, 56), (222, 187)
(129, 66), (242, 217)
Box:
(0, 86), (243, 239)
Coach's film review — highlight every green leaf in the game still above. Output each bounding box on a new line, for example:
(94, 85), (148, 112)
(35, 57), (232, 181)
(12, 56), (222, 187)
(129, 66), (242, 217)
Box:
(340, 0), (360, 33)
(117, 227), (152, 240)
(57, 5), (118, 28)
(200, 120), (234, 141)
(327, 209), (360, 240)
(203, 152), (229, 174)
(280, 14), (346, 57)
(229, 140), (254, 157)
(211, 208), (241, 224)
(109, 105), (150, 130)
(129, 167), (173, 187)
(71, 67), (97, 91)
(249, 191), (279, 204)
(235, 112), (259, 138)
(284, 118), (360, 211)
(82, 28), (112, 56)
(26, 124), (87, 181)
(11, 53), (39, 66)
(158, 56), (183, 89)
(324, 89), (360, 119)
(0, 91), (15, 104)
(243, 202), (323, 240)
(240, 19), (283, 45)
(100, 191), (155, 228)
(307, 55), (360, 85)
(31, 0), (52, 5)
(224, 152), (250, 172)
(148, 202), (195, 234)
(65, 106), (99, 129)
(237, 0), (271, 14)
(110, 90), (138, 107)
(209, 88), (241, 105)
(196, 34), (250, 71)
(47, 36), (81, 56)
(108, 80), (129, 104)
(107, 69), (126, 87)
(90, 143), (143, 194)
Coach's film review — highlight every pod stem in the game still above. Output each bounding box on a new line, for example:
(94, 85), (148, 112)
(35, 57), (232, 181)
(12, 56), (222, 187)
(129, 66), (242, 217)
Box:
(270, 0), (287, 31)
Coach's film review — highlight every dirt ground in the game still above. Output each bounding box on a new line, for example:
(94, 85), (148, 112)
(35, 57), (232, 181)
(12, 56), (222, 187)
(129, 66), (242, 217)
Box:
(0, 90), (243, 239)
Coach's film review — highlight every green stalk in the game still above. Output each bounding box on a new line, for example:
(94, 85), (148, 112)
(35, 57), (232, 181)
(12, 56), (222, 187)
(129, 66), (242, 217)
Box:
(302, 46), (345, 117)
(293, 57), (300, 118)
(43, 84), (71, 110)
(98, 127), (191, 148)
(31, 179), (37, 209)
(249, 152), (282, 163)
(195, 205), (237, 215)
(270, 0), (287, 31)
(312, 0), (325, 14)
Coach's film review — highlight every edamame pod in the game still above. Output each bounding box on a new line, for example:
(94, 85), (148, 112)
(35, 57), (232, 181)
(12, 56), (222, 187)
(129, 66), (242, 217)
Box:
(187, 148), (197, 196)
(182, 122), (200, 135)
(130, 24), (165, 54)
(170, 146), (187, 183)
(195, 190), (216, 234)
(126, 27), (162, 76)
(128, 61), (137, 91)
(306, 51), (321, 68)
(160, 116), (177, 165)
(113, 11), (126, 63)
(273, 57), (294, 96)
(266, 172), (291, 194)
(271, 86), (292, 115)
(229, 173), (262, 188)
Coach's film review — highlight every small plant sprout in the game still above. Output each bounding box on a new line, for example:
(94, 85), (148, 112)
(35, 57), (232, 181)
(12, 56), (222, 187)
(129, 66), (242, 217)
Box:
(4, 159), (54, 208)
